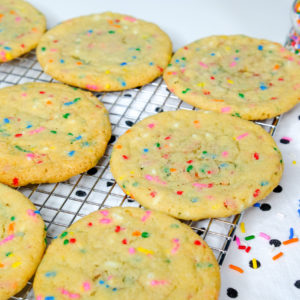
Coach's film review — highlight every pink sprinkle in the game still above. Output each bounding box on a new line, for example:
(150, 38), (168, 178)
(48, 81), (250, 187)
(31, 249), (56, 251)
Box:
(21, 93), (27, 97)
(123, 16), (137, 22)
(28, 126), (45, 135)
(171, 238), (180, 254)
(221, 106), (231, 113)
(293, 83), (300, 90)
(60, 288), (80, 299)
(50, 48), (58, 52)
(15, 17), (21, 22)
(83, 282), (91, 291)
(235, 236), (241, 247)
(236, 133), (249, 140)
(128, 247), (136, 254)
(172, 72), (177, 75)
(259, 232), (270, 240)
(280, 47), (286, 52)
(36, 296), (43, 300)
(281, 136), (292, 141)
(26, 153), (35, 160)
(0, 234), (15, 246)
(148, 123), (155, 129)
(229, 61), (237, 67)
(27, 209), (36, 217)
(145, 174), (166, 185)
(151, 280), (167, 286)
(193, 183), (213, 190)
(141, 211), (152, 222)
(199, 61), (208, 68)
(86, 84), (99, 90)
(222, 151), (228, 157)
(100, 218), (111, 224)
(100, 210), (109, 216)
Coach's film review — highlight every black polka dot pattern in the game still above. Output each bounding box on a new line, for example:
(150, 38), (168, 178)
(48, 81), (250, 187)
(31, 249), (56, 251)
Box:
(75, 190), (86, 197)
(280, 138), (290, 144)
(108, 135), (116, 144)
(269, 239), (281, 247)
(295, 280), (300, 289)
(123, 93), (132, 97)
(260, 203), (271, 211)
(125, 120), (134, 127)
(273, 185), (283, 193)
(197, 227), (206, 236)
(155, 107), (164, 113)
(106, 181), (114, 187)
(249, 259), (261, 269)
(87, 167), (97, 176)
(227, 287), (238, 298)
(127, 198), (135, 203)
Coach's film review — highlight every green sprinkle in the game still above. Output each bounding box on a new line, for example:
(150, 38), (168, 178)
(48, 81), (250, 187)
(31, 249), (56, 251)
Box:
(44, 238), (48, 245)
(41, 47), (46, 51)
(68, 133), (73, 136)
(235, 49), (239, 53)
(60, 231), (68, 238)
(273, 147), (278, 151)
(200, 169), (205, 173)
(5, 252), (12, 256)
(187, 165), (193, 172)
(182, 88), (191, 94)
(196, 262), (213, 268)
(280, 159), (283, 164)
(165, 259), (171, 263)
(170, 224), (179, 228)
(63, 113), (70, 119)
(136, 48), (140, 51)
(181, 57), (186, 60)
(168, 63), (172, 67)
(245, 235), (255, 241)
(14, 145), (30, 153)
(73, 97), (80, 103)
(156, 143), (160, 148)
(141, 232), (150, 238)
(238, 93), (244, 98)
(63, 239), (69, 245)
(163, 167), (170, 173)
(50, 130), (57, 134)
(132, 182), (139, 187)
(108, 30), (115, 34)
(10, 216), (15, 221)
(202, 151), (207, 154)
(296, 50), (299, 54)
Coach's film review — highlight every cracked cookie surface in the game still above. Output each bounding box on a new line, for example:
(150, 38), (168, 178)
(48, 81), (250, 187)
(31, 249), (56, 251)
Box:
(163, 35), (300, 120)
(0, 82), (111, 186)
(33, 207), (220, 300)
(110, 110), (283, 220)
(36, 12), (172, 92)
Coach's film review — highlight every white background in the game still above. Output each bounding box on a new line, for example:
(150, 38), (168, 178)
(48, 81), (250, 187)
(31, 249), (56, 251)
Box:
(27, 0), (294, 50)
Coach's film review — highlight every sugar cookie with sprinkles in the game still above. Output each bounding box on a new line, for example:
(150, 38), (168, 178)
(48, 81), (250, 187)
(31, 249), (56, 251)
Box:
(163, 35), (300, 120)
(36, 12), (172, 92)
(0, 82), (111, 186)
(0, 0), (46, 62)
(0, 183), (46, 299)
(110, 110), (283, 220)
(33, 207), (220, 300)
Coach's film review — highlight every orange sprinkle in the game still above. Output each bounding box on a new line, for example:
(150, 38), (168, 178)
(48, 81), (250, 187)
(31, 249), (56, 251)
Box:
(170, 168), (177, 172)
(76, 61), (82, 65)
(0, 14), (3, 18)
(229, 264), (244, 273)
(132, 231), (141, 236)
(272, 252), (283, 260)
(116, 145), (122, 149)
(112, 24), (121, 28)
(211, 99), (224, 102)
(48, 59), (53, 63)
(125, 129), (131, 134)
(46, 100), (52, 105)
(0, 263), (4, 268)
(10, 10), (16, 14)
(274, 64), (280, 70)
(283, 237), (299, 245)
(108, 20), (113, 25)
(32, 27), (38, 32)
(193, 120), (200, 124)
(167, 71), (173, 75)
(8, 222), (15, 233)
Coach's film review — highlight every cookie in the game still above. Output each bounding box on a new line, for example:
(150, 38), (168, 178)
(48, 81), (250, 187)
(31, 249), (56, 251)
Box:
(0, 183), (45, 299)
(110, 110), (283, 220)
(0, 82), (111, 187)
(163, 35), (300, 120)
(33, 207), (220, 300)
(36, 12), (172, 92)
(0, 0), (46, 62)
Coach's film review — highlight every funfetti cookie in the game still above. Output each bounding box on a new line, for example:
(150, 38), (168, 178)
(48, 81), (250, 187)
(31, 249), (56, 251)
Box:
(0, 82), (111, 187)
(0, 183), (46, 299)
(110, 110), (283, 220)
(163, 35), (300, 120)
(0, 0), (46, 62)
(36, 12), (172, 92)
(33, 207), (220, 300)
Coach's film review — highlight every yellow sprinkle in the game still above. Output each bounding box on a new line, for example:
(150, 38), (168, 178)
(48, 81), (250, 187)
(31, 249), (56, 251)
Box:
(118, 176), (124, 181)
(105, 84), (111, 89)
(227, 79), (234, 84)
(197, 82), (205, 88)
(211, 204), (221, 210)
(5, 52), (12, 60)
(292, 160), (296, 165)
(7, 253), (13, 257)
(225, 46), (231, 52)
(137, 247), (154, 255)
(12, 261), (21, 268)
(105, 70), (110, 74)
(252, 258), (258, 269)
(125, 190), (131, 196)
(130, 171), (135, 175)
(240, 222), (245, 233)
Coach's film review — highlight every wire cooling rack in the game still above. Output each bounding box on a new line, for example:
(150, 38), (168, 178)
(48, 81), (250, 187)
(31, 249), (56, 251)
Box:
(0, 51), (281, 300)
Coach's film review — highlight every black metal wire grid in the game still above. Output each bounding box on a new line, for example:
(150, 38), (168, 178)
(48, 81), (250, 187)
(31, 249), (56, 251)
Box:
(0, 51), (280, 300)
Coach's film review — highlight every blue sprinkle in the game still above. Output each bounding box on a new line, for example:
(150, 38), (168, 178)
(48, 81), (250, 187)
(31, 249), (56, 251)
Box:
(4, 46), (11, 50)
(64, 101), (73, 106)
(3, 118), (9, 123)
(45, 271), (56, 277)
(258, 45), (263, 51)
(253, 203), (261, 207)
(45, 297), (55, 300)
(234, 57), (240, 61)
(26, 124), (32, 128)
(34, 210), (41, 214)
(82, 141), (89, 147)
(143, 148), (149, 153)
(88, 29), (93, 33)
(105, 284), (110, 288)
(60, 59), (65, 63)
(121, 81), (126, 87)
(149, 62), (154, 66)
(191, 198), (198, 203)
(298, 209), (300, 217)
(260, 181), (269, 186)
(211, 154), (217, 159)
(75, 135), (82, 140)
(112, 288), (117, 291)
(219, 163), (228, 168)
(68, 150), (75, 157)
(210, 53), (215, 56)
(289, 227), (294, 239)
(99, 280), (105, 285)
(120, 62), (127, 66)
(260, 85), (267, 91)
(175, 59), (180, 63)
(132, 56), (137, 59)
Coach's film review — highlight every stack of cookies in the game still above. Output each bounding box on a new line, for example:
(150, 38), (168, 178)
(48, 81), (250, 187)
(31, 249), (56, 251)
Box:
(1, 0), (300, 299)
